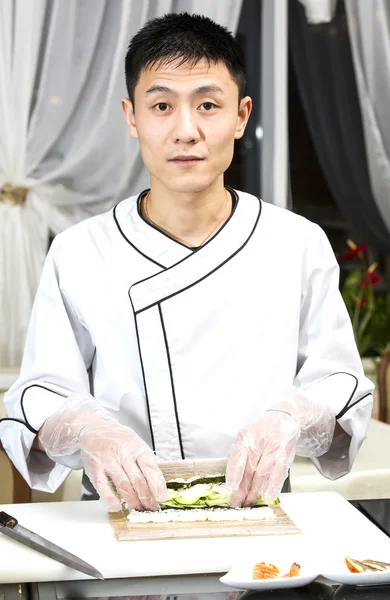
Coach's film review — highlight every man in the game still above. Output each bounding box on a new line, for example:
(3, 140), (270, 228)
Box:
(1, 13), (373, 512)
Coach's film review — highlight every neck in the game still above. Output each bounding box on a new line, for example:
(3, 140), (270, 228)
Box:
(143, 178), (231, 247)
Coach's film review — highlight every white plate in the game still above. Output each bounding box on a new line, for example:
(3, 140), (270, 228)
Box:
(322, 553), (390, 587)
(219, 547), (319, 591)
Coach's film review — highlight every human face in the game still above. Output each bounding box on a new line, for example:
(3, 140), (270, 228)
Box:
(121, 59), (252, 194)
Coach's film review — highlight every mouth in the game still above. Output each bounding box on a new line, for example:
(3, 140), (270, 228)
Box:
(169, 156), (205, 166)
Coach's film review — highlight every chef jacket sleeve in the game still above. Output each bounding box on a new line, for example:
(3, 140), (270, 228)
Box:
(0, 235), (96, 492)
(294, 224), (374, 480)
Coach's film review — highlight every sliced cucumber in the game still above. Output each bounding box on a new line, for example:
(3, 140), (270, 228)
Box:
(172, 485), (207, 505)
(165, 489), (179, 501)
(159, 500), (182, 509)
(159, 480), (279, 510)
(205, 499), (229, 508)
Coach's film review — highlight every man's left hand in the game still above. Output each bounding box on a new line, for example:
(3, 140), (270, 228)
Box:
(226, 390), (336, 507)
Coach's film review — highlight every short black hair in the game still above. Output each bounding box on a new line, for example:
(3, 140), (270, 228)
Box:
(125, 12), (246, 105)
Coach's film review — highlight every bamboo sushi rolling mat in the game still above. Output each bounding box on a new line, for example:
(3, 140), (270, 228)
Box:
(108, 458), (301, 541)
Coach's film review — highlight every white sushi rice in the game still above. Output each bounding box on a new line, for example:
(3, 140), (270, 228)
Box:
(127, 506), (276, 524)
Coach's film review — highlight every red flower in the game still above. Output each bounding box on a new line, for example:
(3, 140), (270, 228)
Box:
(341, 243), (367, 262)
(354, 296), (367, 307)
(360, 269), (383, 288)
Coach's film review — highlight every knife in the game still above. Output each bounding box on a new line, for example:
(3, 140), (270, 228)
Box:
(0, 511), (104, 580)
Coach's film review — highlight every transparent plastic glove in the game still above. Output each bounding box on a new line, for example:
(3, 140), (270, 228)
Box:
(226, 389), (335, 507)
(38, 394), (167, 512)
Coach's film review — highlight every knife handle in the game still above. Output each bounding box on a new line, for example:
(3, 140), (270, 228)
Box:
(0, 511), (18, 528)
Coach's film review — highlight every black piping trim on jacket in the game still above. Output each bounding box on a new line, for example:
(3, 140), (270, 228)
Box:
(21, 384), (68, 434)
(336, 392), (373, 419)
(157, 303), (185, 459)
(0, 417), (37, 434)
(137, 187), (239, 251)
(133, 196), (262, 315)
(113, 200), (166, 269)
(0, 384), (68, 435)
(127, 188), (243, 302)
(315, 372), (358, 420)
(307, 371), (370, 419)
(129, 294), (156, 452)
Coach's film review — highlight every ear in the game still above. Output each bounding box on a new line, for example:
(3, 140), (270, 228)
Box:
(235, 96), (252, 140)
(121, 97), (138, 139)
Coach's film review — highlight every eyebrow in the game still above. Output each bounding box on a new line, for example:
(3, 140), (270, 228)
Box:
(145, 84), (225, 97)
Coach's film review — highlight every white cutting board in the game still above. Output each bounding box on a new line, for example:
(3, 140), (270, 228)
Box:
(0, 491), (389, 584)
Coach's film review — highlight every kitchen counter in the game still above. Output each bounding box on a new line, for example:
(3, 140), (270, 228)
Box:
(1, 491), (390, 585)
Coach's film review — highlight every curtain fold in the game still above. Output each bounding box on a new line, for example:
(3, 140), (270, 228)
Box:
(298, 0), (338, 24)
(0, 0), (243, 368)
(345, 0), (390, 234)
(289, 0), (390, 255)
(261, 0), (288, 209)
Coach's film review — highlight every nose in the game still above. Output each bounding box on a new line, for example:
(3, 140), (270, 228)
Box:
(171, 106), (201, 144)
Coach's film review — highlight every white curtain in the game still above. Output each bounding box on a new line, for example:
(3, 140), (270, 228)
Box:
(261, 0), (288, 209)
(345, 0), (390, 234)
(0, 0), (242, 369)
(298, 0), (338, 23)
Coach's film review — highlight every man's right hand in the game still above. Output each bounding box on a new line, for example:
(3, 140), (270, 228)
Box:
(38, 394), (167, 512)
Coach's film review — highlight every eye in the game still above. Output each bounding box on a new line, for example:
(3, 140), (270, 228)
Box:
(199, 102), (217, 111)
(154, 103), (171, 112)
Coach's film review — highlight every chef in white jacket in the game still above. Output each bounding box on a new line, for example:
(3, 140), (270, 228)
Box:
(1, 13), (373, 512)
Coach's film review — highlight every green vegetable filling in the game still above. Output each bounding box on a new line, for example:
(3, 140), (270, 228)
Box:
(160, 482), (277, 510)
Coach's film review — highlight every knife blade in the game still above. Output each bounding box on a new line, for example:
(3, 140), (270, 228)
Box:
(0, 511), (103, 580)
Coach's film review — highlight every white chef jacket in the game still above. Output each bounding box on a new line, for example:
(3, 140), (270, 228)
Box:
(0, 189), (374, 493)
